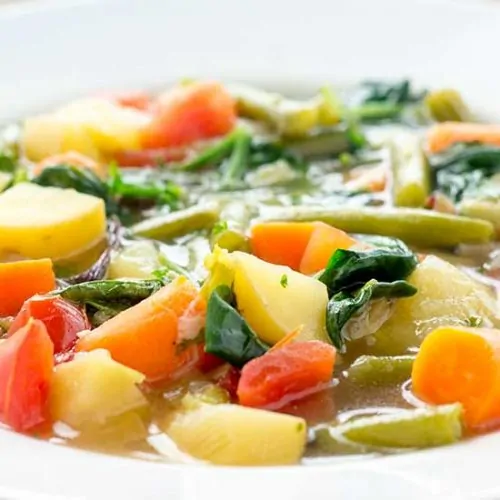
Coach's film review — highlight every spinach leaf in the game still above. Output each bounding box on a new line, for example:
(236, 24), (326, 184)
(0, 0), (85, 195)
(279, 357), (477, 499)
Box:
(32, 164), (183, 217)
(318, 238), (418, 296)
(57, 278), (163, 306)
(326, 279), (417, 349)
(205, 285), (269, 368)
(431, 144), (500, 203)
(356, 80), (425, 106)
(220, 130), (252, 189)
(0, 153), (16, 173)
(33, 165), (119, 215)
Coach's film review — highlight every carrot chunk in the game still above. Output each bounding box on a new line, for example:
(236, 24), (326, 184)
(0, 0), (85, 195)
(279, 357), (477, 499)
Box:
(427, 122), (500, 154)
(412, 326), (500, 428)
(76, 276), (206, 381)
(0, 259), (55, 316)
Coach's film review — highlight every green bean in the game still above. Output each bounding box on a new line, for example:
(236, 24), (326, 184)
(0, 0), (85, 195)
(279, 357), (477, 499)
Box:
(425, 89), (472, 122)
(178, 132), (238, 172)
(262, 206), (494, 247)
(284, 130), (353, 159)
(130, 204), (220, 240)
(313, 428), (370, 455)
(390, 142), (430, 208)
(330, 404), (463, 449)
(347, 355), (416, 386)
(352, 102), (403, 122)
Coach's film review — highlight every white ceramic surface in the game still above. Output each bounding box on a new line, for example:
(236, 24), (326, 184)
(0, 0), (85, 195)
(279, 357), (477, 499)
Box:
(2, 0), (500, 498)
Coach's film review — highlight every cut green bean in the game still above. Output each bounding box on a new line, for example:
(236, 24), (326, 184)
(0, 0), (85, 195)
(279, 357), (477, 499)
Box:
(210, 225), (250, 252)
(352, 102), (403, 122)
(284, 130), (353, 159)
(425, 89), (472, 122)
(178, 132), (238, 172)
(262, 206), (494, 247)
(337, 404), (463, 448)
(390, 142), (430, 208)
(347, 355), (416, 386)
(130, 204), (220, 240)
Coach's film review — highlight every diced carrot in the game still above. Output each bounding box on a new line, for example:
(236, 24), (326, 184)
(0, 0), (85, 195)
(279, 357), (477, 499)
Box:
(237, 341), (336, 410)
(346, 164), (387, 192)
(250, 222), (318, 270)
(112, 91), (152, 112)
(427, 122), (500, 154)
(75, 276), (206, 381)
(114, 147), (188, 167)
(299, 222), (356, 275)
(142, 81), (236, 148)
(0, 259), (56, 317)
(412, 326), (500, 428)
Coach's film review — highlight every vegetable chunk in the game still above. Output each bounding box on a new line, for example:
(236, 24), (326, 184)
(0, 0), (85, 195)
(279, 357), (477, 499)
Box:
(163, 403), (307, 465)
(0, 259), (55, 316)
(0, 183), (106, 260)
(50, 350), (147, 429)
(231, 252), (330, 345)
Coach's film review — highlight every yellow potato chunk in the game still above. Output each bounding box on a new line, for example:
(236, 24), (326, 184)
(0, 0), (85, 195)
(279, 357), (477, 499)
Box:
(50, 350), (148, 429)
(23, 98), (150, 162)
(0, 183), (106, 260)
(352, 255), (500, 356)
(232, 251), (330, 345)
(163, 403), (307, 465)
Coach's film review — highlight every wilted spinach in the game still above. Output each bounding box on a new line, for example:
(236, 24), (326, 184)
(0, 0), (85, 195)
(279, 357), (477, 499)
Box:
(205, 285), (269, 367)
(326, 279), (417, 349)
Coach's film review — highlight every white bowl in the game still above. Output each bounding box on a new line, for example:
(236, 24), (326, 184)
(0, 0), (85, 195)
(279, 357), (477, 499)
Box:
(1, 0), (500, 498)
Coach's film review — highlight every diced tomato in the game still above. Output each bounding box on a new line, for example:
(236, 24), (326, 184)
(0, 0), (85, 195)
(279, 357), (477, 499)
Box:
(9, 296), (90, 354)
(0, 319), (53, 431)
(109, 91), (153, 112)
(198, 348), (225, 373)
(237, 341), (336, 410)
(217, 366), (241, 401)
(114, 147), (188, 167)
(142, 81), (236, 148)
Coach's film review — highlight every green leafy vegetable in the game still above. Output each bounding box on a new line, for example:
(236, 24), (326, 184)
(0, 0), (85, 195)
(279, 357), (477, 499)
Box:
(0, 153), (16, 173)
(280, 274), (288, 288)
(355, 80), (425, 106)
(326, 279), (417, 349)
(205, 285), (269, 367)
(220, 130), (252, 188)
(318, 239), (418, 296)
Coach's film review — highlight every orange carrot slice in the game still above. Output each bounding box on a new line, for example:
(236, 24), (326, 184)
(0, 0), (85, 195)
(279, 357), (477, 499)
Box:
(250, 222), (318, 270)
(412, 326), (500, 428)
(76, 276), (206, 381)
(142, 82), (236, 148)
(299, 222), (356, 275)
(427, 122), (500, 154)
(0, 259), (55, 317)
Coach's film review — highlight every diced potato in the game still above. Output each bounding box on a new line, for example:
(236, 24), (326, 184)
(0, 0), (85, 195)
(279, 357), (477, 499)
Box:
(23, 98), (150, 162)
(163, 403), (307, 465)
(232, 251), (330, 345)
(0, 183), (106, 260)
(108, 241), (162, 280)
(50, 350), (148, 429)
(351, 255), (500, 356)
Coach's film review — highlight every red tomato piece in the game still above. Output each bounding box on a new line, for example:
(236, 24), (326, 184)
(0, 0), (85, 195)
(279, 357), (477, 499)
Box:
(110, 90), (153, 111)
(198, 349), (225, 373)
(0, 319), (54, 431)
(237, 341), (336, 410)
(217, 366), (241, 401)
(9, 296), (90, 354)
(142, 81), (236, 148)
(114, 147), (188, 167)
